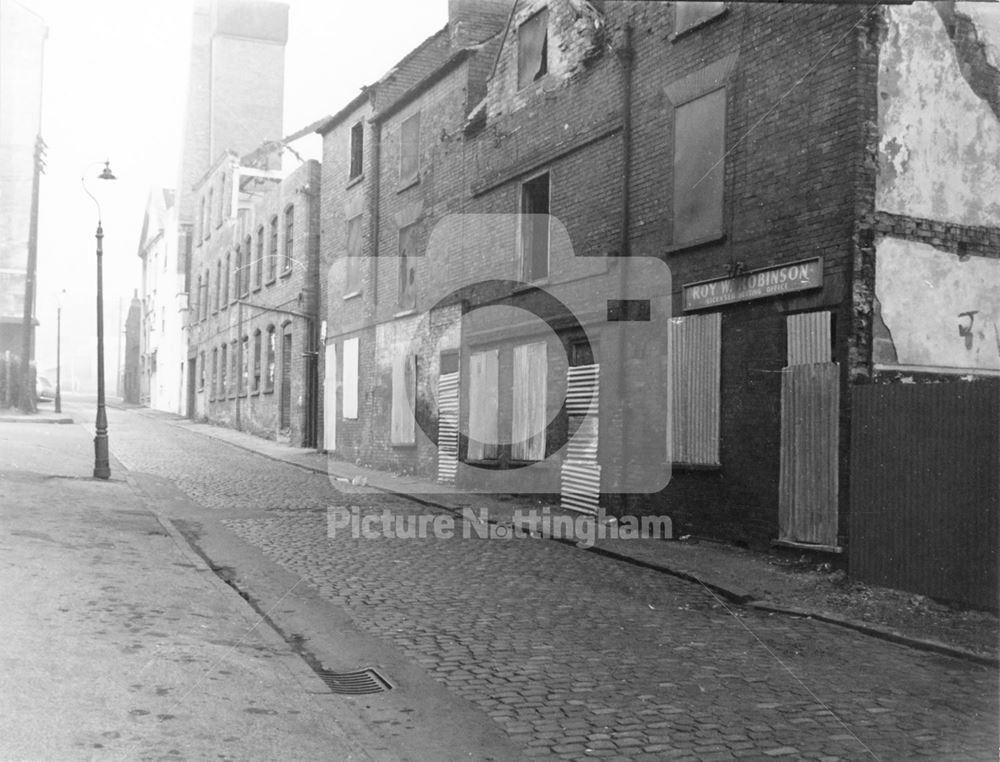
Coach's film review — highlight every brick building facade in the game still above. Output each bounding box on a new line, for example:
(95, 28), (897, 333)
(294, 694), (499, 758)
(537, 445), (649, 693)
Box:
(186, 151), (321, 447)
(317, 0), (998, 571)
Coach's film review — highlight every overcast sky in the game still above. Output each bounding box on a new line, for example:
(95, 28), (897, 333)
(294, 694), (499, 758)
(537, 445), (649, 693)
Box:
(26, 0), (446, 378)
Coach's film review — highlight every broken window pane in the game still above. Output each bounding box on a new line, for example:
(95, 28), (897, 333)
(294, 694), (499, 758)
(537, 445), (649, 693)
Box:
(673, 87), (726, 246)
(517, 7), (549, 90)
(675, 2), (725, 35)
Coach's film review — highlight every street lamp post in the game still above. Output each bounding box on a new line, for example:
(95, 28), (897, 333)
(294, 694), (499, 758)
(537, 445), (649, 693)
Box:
(55, 289), (65, 414)
(83, 161), (116, 479)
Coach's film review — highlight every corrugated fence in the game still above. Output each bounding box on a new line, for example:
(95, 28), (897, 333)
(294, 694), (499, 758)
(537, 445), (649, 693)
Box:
(850, 380), (999, 609)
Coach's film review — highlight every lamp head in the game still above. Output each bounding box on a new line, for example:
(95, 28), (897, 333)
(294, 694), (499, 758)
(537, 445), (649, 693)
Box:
(98, 161), (116, 181)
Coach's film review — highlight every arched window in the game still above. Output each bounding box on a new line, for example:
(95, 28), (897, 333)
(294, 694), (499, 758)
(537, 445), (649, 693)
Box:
(283, 204), (294, 273)
(255, 227), (264, 288)
(240, 335), (249, 394)
(220, 343), (228, 395)
(265, 325), (276, 391)
(252, 328), (262, 392)
(268, 216), (278, 281)
(214, 261), (221, 312)
(244, 235), (253, 294)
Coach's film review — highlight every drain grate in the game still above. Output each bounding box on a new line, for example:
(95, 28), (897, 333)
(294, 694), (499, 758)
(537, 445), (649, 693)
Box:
(316, 668), (392, 695)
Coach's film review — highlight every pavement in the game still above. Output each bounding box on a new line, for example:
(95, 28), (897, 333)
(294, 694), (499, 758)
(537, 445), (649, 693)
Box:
(3, 404), (998, 761)
(166, 414), (997, 667)
(0, 418), (375, 761)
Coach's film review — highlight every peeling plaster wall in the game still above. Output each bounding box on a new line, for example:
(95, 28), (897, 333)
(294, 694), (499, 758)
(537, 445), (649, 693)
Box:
(874, 237), (1000, 373)
(962, 2), (1000, 70)
(877, 3), (1000, 227)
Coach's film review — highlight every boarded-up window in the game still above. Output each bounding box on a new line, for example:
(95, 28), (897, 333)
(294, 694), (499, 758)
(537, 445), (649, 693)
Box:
(512, 341), (547, 461)
(342, 337), (359, 419)
(675, 2), (725, 35)
(391, 353), (417, 445)
(349, 121), (364, 179)
(673, 87), (726, 246)
(400, 112), (420, 186)
(517, 8), (548, 90)
(787, 311), (832, 366)
(520, 173), (550, 281)
(398, 223), (418, 311)
(668, 312), (721, 465)
(345, 214), (363, 294)
(467, 349), (499, 461)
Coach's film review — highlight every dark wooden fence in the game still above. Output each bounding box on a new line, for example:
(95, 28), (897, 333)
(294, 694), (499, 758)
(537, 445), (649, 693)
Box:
(850, 380), (999, 609)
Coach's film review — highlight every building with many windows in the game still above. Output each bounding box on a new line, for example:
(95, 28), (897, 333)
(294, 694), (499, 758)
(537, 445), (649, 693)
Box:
(317, 0), (998, 605)
(185, 146), (321, 446)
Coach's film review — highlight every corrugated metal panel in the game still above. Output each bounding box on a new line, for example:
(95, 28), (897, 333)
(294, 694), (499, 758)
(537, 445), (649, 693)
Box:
(467, 349), (498, 461)
(437, 371), (459, 483)
(668, 313), (721, 466)
(512, 342), (547, 461)
(561, 462), (602, 515)
(787, 312), (831, 366)
(850, 381), (999, 609)
(778, 363), (839, 545)
(561, 363), (600, 515)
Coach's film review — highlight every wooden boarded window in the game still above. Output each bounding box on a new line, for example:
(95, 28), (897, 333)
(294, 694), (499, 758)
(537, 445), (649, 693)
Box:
(345, 214), (363, 294)
(673, 88), (726, 246)
(668, 312), (721, 465)
(517, 7), (548, 90)
(398, 223), (418, 311)
(675, 2), (725, 35)
(520, 173), (550, 282)
(512, 341), (547, 462)
(787, 311), (832, 366)
(349, 121), (364, 180)
(400, 112), (420, 186)
(391, 353), (417, 446)
(342, 337), (359, 419)
(467, 349), (499, 461)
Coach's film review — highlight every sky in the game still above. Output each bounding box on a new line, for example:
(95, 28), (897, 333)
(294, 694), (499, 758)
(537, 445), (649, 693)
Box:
(24, 0), (447, 383)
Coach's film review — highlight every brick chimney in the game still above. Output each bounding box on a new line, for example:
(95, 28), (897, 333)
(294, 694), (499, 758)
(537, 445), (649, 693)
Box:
(448, 0), (512, 48)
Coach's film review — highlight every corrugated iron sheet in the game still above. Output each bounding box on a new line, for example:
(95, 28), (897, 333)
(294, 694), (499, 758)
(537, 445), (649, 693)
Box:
(778, 362), (840, 545)
(850, 381), (999, 609)
(561, 363), (600, 515)
(437, 371), (459, 483)
(787, 312), (832, 366)
(668, 313), (721, 466)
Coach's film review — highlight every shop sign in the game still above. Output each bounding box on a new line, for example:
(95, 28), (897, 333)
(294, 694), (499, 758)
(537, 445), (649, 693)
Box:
(683, 258), (822, 311)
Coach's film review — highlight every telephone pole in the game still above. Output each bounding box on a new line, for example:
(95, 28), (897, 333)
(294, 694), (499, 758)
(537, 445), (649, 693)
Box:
(19, 135), (45, 412)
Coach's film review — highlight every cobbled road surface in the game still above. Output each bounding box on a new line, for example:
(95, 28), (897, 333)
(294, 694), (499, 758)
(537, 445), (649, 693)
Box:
(110, 408), (998, 762)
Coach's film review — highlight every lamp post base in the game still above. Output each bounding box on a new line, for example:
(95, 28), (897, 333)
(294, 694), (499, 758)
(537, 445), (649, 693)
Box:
(93, 434), (110, 479)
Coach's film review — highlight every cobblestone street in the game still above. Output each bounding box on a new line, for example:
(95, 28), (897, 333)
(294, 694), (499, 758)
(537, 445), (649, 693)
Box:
(110, 408), (998, 762)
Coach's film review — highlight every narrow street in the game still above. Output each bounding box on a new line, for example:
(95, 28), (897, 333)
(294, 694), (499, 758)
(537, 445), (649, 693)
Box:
(105, 405), (997, 762)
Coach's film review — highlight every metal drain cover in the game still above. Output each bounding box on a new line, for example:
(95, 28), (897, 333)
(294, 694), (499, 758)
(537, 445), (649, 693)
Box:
(316, 668), (392, 695)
